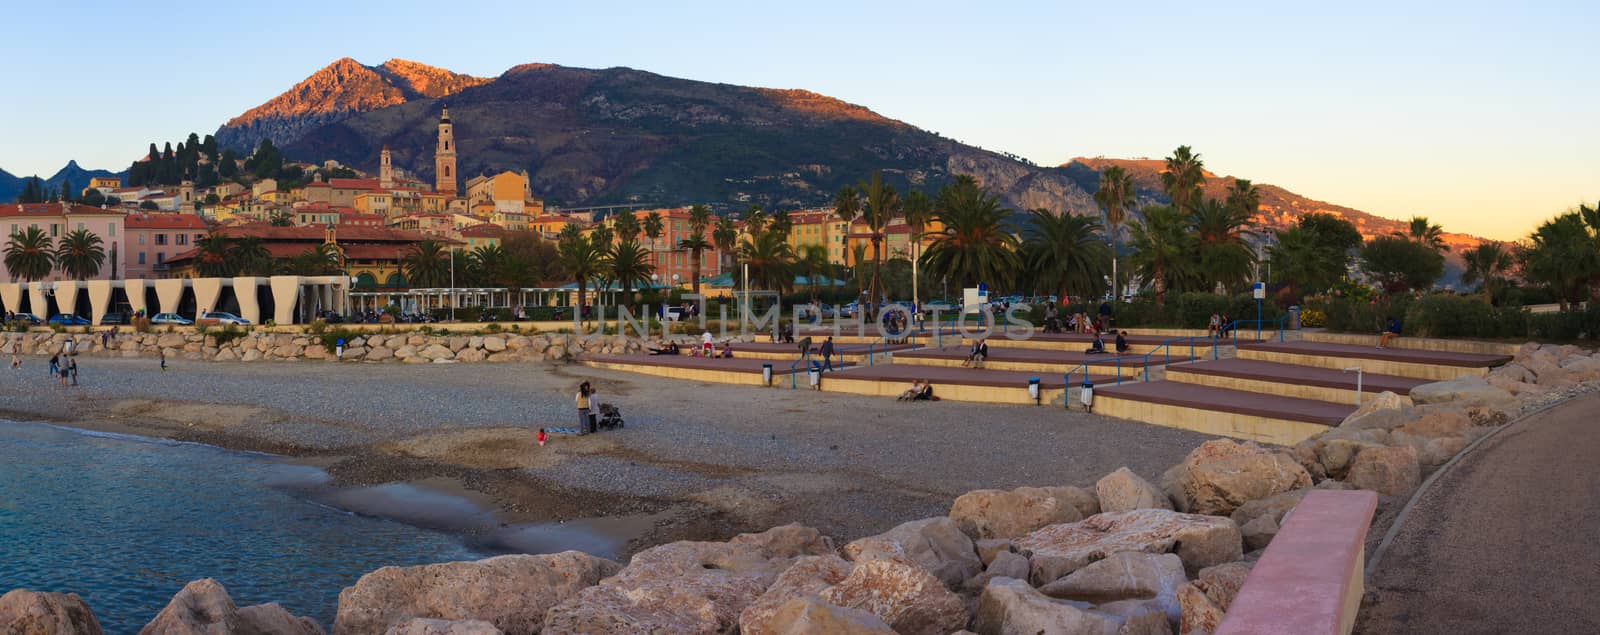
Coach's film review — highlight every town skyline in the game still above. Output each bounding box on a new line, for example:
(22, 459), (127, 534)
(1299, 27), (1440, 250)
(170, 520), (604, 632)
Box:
(2, 1), (1596, 242)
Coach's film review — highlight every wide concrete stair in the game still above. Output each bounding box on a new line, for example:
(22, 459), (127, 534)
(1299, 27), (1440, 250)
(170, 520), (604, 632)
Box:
(1236, 341), (1511, 381)
(1090, 381), (1358, 445)
(892, 345), (1152, 379)
(1165, 358), (1429, 406)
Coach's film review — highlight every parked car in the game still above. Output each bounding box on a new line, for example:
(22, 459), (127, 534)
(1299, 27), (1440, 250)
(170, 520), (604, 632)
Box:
(5, 313), (43, 326)
(198, 311), (250, 326)
(315, 310), (345, 324)
(48, 314), (92, 326)
(150, 313), (193, 326)
(101, 311), (130, 325)
(921, 300), (957, 314)
(838, 302), (860, 318)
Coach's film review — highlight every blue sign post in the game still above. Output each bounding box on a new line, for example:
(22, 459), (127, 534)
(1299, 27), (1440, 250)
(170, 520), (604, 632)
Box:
(1252, 282), (1266, 341)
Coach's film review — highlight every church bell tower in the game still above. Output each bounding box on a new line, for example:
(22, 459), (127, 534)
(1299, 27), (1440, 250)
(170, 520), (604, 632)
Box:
(379, 145), (394, 189)
(434, 107), (458, 195)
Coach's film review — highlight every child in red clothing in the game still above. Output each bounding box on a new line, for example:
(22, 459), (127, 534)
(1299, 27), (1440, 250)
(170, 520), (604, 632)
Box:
(537, 428), (547, 447)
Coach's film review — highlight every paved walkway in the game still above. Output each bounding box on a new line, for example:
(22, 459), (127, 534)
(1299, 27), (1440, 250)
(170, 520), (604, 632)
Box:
(1359, 392), (1600, 634)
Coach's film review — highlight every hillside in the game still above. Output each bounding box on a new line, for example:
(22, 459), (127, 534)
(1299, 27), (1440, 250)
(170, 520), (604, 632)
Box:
(216, 58), (487, 152)
(0, 161), (125, 203)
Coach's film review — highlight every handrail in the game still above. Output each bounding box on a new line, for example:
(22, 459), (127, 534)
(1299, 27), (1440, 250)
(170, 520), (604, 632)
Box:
(789, 349), (813, 389)
(1136, 333), (1219, 381)
(1229, 313), (1291, 345)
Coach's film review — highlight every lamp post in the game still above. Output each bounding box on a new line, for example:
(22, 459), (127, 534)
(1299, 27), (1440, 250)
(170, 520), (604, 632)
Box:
(448, 247), (456, 321)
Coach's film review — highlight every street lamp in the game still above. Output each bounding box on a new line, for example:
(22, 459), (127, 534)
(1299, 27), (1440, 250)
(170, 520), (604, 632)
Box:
(448, 247), (456, 321)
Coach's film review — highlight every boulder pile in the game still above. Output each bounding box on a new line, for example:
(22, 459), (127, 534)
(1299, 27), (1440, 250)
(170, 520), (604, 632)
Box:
(2, 330), (668, 365)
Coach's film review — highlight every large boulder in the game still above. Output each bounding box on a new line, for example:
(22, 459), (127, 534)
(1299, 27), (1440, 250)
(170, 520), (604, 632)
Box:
(739, 556), (854, 635)
(542, 533), (814, 634)
(760, 598), (895, 635)
(334, 551), (621, 635)
(948, 486), (1089, 540)
(1194, 562), (1253, 612)
(729, 524), (837, 559)
(843, 517), (982, 588)
(1338, 391), (1407, 429)
(1160, 440), (1312, 516)
(1345, 445), (1421, 497)
(962, 550), (1032, 592)
(1096, 468), (1173, 513)
(0, 589), (102, 635)
(1175, 583), (1224, 635)
(1039, 552), (1186, 623)
(383, 618), (502, 634)
(1094, 599), (1175, 635)
(975, 577), (1121, 635)
(1012, 509), (1242, 584)
(819, 560), (969, 635)
(1227, 488), (1308, 530)
(141, 578), (322, 635)
(1409, 375), (1514, 405)
(1394, 408), (1473, 440)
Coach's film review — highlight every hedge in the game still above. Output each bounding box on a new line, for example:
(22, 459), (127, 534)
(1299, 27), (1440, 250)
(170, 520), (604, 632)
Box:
(1307, 293), (1600, 341)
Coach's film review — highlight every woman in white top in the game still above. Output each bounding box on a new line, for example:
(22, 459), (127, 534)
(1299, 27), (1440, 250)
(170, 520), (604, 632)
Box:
(701, 331), (714, 355)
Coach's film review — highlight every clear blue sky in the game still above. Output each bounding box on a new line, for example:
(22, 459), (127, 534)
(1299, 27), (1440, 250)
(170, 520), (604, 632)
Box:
(1, 0), (1595, 240)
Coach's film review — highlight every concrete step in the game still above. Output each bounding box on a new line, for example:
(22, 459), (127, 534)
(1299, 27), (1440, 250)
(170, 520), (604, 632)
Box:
(821, 364), (1113, 405)
(1166, 358), (1429, 406)
(891, 345), (1156, 378)
(1237, 341), (1510, 381)
(1091, 380), (1355, 445)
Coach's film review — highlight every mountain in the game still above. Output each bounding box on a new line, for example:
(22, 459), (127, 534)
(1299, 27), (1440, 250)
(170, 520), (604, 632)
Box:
(215, 57), (488, 152)
(0, 161), (126, 203)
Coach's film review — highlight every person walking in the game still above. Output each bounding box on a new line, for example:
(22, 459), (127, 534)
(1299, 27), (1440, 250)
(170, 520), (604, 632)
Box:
(576, 382), (596, 434)
(9, 338), (19, 370)
(48, 353), (60, 380)
(68, 357), (79, 386)
(701, 330), (714, 356)
(160, 349), (168, 372)
(537, 428), (548, 447)
(820, 336), (835, 372)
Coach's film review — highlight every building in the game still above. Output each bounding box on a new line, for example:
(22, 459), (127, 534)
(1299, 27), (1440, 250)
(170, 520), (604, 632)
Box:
(465, 170), (536, 214)
(83, 177), (122, 198)
(379, 145), (395, 189)
(459, 224), (506, 250)
(389, 213), (456, 237)
(329, 178), (380, 207)
(620, 207), (726, 288)
(787, 209), (850, 264)
(290, 203), (349, 227)
(339, 211), (386, 227)
(0, 203), (127, 282)
(165, 224), (445, 290)
(353, 191), (392, 217)
(124, 213), (209, 279)
(434, 107), (457, 195)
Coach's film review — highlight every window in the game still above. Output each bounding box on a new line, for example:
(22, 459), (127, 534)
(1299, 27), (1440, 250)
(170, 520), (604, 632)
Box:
(138, 233), (145, 245)
(50, 224), (59, 237)
(108, 224), (116, 237)
(155, 234), (167, 246)
(156, 253), (165, 264)
(138, 252), (146, 265)
(77, 223), (85, 232)
(177, 234), (188, 246)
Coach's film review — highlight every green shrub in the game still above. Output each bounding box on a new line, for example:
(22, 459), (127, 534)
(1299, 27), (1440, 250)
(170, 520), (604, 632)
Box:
(317, 328), (361, 353)
(211, 324), (247, 346)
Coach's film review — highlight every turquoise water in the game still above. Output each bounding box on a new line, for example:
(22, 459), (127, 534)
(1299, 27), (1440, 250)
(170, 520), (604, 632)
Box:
(0, 419), (485, 634)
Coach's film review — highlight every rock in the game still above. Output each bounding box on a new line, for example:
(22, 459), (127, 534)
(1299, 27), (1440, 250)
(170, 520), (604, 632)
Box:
(819, 559), (969, 635)
(1313, 437), (1382, 480)
(335, 551), (621, 635)
(1239, 515), (1279, 550)
(1491, 362), (1534, 384)
(1012, 509), (1242, 584)
(739, 555), (854, 635)
(383, 618), (502, 634)
(1560, 356), (1600, 380)
(1194, 562), (1253, 612)
(729, 524), (837, 559)
(963, 550), (1032, 592)
(1345, 445), (1421, 497)
(213, 347), (239, 362)
(1409, 375), (1514, 405)
(272, 344), (304, 358)
(1039, 551), (1185, 623)
(303, 345), (328, 360)
(1487, 375), (1544, 396)
(1396, 409), (1473, 439)
(240, 349), (263, 362)
(1228, 488), (1307, 531)
(843, 517), (982, 588)
(760, 598), (896, 635)
(418, 344), (455, 361)
(0, 589), (102, 635)
(505, 336), (530, 351)
(975, 539), (1013, 566)
(1094, 599), (1175, 635)
(949, 486), (1088, 540)
(453, 348), (487, 363)
(1160, 440), (1312, 516)
(1175, 583), (1224, 635)
(157, 333), (186, 348)
(1340, 390), (1406, 427)
(141, 578), (322, 635)
(366, 346), (394, 361)
(482, 337), (507, 353)
(975, 577), (1121, 635)
(542, 539), (798, 634)
(1097, 467), (1173, 513)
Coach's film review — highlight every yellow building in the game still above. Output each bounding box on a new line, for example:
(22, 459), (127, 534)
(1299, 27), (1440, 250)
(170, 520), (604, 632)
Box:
(530, 215), (573, 238)
(786, 209), (850, 264)
(353, 191), (392, 217)
(490, 209), (530, 232)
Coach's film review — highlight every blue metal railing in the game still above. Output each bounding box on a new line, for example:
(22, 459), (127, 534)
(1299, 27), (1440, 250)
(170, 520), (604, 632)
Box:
(1228, 313), (1291, 346)
(1135, 334), (1219, 381)
(789, 349), (812, 389)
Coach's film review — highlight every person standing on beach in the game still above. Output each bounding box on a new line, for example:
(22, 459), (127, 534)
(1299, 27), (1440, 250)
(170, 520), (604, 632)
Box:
(68, 357), (78, 386)
(160, 349), (168, 372)
(537, 428), (547, 447)
(48, 353), (59, 380)
(576, 382), (596, 433)
(9, 338), (19, 370)
(820, 336), (835, 372)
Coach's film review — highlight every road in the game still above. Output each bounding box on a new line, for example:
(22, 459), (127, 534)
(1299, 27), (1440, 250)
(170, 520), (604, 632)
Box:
(1359, 392), (1600, 634)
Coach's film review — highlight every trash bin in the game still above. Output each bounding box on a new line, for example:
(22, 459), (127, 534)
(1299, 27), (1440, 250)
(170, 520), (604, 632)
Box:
(1289, 305), (1301, 330)
(1079, 381), (1095, 411)
(808, 361), (822, 389)
(1028, 377), (1041, 404)
(762, 363), (773, 386)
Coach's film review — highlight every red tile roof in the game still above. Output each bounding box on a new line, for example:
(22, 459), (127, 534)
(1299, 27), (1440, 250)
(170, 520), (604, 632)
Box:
(459, 223), (506, 238)
(125, 213), (210, 230)
(329, 178), (380, 190)
(211, 224), (433, 243)
(0, 203), (128, 218)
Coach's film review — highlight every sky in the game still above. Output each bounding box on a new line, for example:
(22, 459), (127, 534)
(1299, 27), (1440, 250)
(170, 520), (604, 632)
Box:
(0, 0), (1594, 241)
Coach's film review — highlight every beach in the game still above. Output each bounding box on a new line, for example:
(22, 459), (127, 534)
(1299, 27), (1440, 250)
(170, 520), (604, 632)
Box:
(0, 355), (1214, 555)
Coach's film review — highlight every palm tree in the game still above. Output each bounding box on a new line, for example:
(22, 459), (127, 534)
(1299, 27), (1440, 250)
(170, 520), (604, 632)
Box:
(231, 237), (274, 276)
(1225, 179), (1261, 218)
(739, 229), (796, 295)
(642, 211), (664, 246)
(744, 205), (768, 236)
(1461, 242), (1515, 303)
(611, 212), (641, 242)
(1093, 165), (1135, 300)
(1395, 216), (1449, 252)
(606, 238), (655, 304)
(1022, 210), (1110, 302)
(1520, 213), (1597, 309)
(54, 229), (106, 280)
(678, 205), (714, 295)
(4, 227), (55, 282)
(1189, 198), (1258, 292)
(557, 225), (605, 317)
(1160, 145), (1206, 213)
(923, 177), (1020, 288)
(833, 185), (861, 267)
(284, 244), (343, 276)
(1268, 226), (1341, 301)
(403, 240), (451, 288)
(713, 215), (739, 284)
(768, 208), (793, 239)
(902, 189), (933, 308)
(466, 243), (512, 287)
(1128, 204), (1198, 307)
(858, 171), (901, 313)
(799, 244), (831, 304)
(194, 235), (234, 278)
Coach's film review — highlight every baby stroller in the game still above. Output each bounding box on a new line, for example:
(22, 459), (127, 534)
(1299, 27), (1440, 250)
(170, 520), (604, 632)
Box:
(597, 403), (626, 430)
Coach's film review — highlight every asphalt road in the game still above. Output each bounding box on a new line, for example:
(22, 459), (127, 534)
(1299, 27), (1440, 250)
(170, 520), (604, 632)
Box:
(1359, 392), (1600, 634)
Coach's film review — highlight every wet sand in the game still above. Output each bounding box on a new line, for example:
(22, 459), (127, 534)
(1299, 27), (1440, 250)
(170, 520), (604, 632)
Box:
(0, 355), (1215, 557)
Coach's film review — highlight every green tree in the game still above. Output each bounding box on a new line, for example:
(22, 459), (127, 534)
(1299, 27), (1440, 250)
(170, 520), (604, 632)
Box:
(4, 227), (55, 281)
(605, 238), (655, 303)
(923, 176), (1020, 288)
(856, 171), (901, 312)
(1395, 216), (1449, 253)
(642, 211), (664, 247)
(902, 188), (934, 308)
(231, 236), (274, 275)
(194, 235), (235, 277)
(218, 149), (238, 178)
(768, 208), (793, 239)
(713, 215), (739, 282)
(833, 185), (861, 267)
(678, 204), (714, 295)
(1127, 204), (1198, 306)
(283, 244), (343, 276)
(1160, 145), (1206, 213)
(81, 189), (106, 207)
(54, 229), (105, 280)
(1225, 179), (1260, 218)
(739, 228), (796, 295)
(268, 211), (294, 227)
(1360, 235), (1445, 293)
(1519, 211), (1599, 309)
(799, 244), (831, 304)
(611, 211), (641, 242)
(744, 204), (767, 236)
(556, 225), (604, 317)
(60, 178), (74, 204)
(1460, 243), (1516, 303)
(1189, 198), (1258, 292)
(1094, 165), (1135, 300)
(403, 240), (451, 289)
(17, 177), (44, 204)
(1021, 209), (1109, 301)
